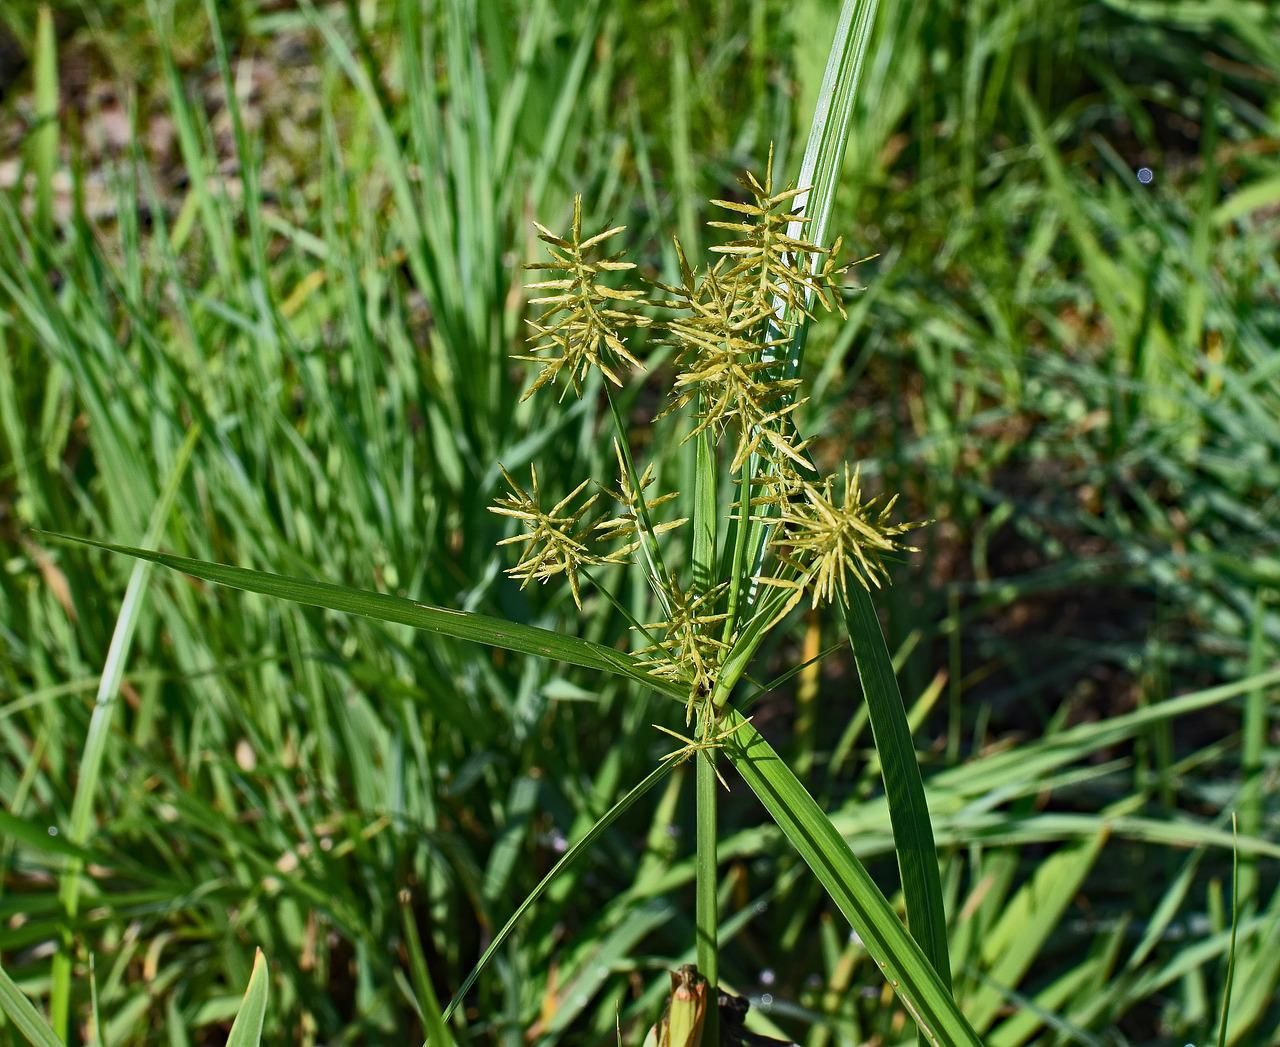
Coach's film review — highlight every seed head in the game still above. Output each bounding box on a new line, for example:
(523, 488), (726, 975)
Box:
(707, 143), (849, 323)
(519, 195), (650, 400)
(660, 261), (811, 472)
(755, 466), (921, 625)
(488, 464), (603, 607)
(636, 576), (732, 723)
(594, 439), (686, 564)
(656, 147), (850, 473)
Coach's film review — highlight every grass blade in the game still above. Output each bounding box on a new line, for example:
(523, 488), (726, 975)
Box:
(842, 586), (951, 987)
(225, 949), (269, 1047)
(1216, 816), (1239, 1047)
(439, 762), (672, 1031)
(31, 4), (57, 237)
(692, 428), (717, 594)
(966, 830), (1106, 1033)
(49, 426), (199, 1036)
(37, 535), (685, 704)
(400, 893), (455, 1047)
(695, 746), (719, 1045)
(746, 0), (883, 609)
(0, 960), (62, 1047)
(782, 0), (879, 347)
(725, 711), (979, 1045)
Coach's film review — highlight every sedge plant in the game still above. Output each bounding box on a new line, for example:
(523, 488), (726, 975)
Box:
(43, 155), (975, 1042)
(492, 158), (921, 1031)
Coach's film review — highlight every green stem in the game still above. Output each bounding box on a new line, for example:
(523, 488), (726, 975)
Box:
(695, 717), (719, 1046)
(722, 458), (753, 644)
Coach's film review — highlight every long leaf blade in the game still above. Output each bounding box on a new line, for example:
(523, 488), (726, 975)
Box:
(438, 762), (672, 1033)
(843, 586), (951, 986)
(725, 712), (980, 1045)
(37, 534), (683, 702)
(225, 949), (269, 1047)
(0, 960), (63, 1047)
(51, 425), (199, 1034)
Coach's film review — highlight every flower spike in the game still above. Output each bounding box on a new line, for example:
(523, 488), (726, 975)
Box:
(519, 195), (650, 400)
(487, 465), (603, 608)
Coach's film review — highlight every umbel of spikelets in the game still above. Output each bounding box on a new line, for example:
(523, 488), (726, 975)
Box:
(754, 466), (921, 627)
(487, 465), (603, 608)
(657, 149), (848, 474)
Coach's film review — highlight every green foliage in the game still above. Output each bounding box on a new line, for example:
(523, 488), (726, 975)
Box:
(0, 0), (1277, 1043)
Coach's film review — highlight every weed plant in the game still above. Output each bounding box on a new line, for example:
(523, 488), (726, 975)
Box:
(0, 0), (1277, 1043)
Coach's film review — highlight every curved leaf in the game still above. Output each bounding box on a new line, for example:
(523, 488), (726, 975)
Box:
(38, 534), (683, 703)
(843, 586), (951, 986)
(0, 959), (62, 1047)
(226, 949), (269, 1047)
(725, 711), (980, 1046)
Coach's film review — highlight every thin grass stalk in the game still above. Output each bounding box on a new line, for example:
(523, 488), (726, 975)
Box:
(695, 745), (719, 1045)
(48, 428), (198, 1038)
(32, 5), (57, 238)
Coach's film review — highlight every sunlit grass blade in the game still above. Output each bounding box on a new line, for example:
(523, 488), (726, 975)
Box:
(724, 711), (980, 1045)
(966, 829), (1106, 1033)
(1216, 816), (1239, 1047)
(38, 534), (685, 703)
(842, 585), (951, 987)
(225, 949), (269, 1047)
(691, 410), (721, 1042)
(31, 4), (57, 237)
(692, 428), (717, 594)
(745, 0), (883, 610)
(49, 425), (199, 1038)
(400, 893), (455, 1047)
(775, 0), (881, 376)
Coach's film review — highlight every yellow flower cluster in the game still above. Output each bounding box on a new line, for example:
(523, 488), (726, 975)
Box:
(490, 155), (920, 711)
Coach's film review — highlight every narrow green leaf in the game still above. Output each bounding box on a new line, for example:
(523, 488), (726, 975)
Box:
(51, 426), (199, 1035)
(0, 810), (99, 864)
(400, 894), (454, 1047)
(725, 712), (980, 1045)
(967, 830), (1106, 1032)
(605, 389), (673, 610)
(1215, 817), (1239, 1047)
(439, 762), (671, 1031)
(0, 960), (62, 1047)
(774, 0), (881, 380)
(37, 534), (684, 703)
(692, 428), (717, 594)
(32, 5), (58, 237)
(842, 586), (951, 987)
(695, 749), (720, 1046)
(745, 0), (883, 609)
(225, 949), (269, 1047)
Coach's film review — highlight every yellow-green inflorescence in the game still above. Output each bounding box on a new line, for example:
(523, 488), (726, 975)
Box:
(489, 161), (921, 738)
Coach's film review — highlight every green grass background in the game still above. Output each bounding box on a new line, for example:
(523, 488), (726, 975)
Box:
(0, 0), (1277, 1042)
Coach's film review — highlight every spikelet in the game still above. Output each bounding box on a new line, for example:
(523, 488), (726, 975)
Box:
(635, 576), (732, 723)
(658, 148), (848, 473)
(594, 439), (686, 564)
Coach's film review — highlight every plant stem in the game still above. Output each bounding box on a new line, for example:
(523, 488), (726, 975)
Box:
(722, 457), (754, 643)
(695, 718), (719, 1046)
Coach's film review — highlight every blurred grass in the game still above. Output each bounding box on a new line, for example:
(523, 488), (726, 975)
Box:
(0, 0), (1277, 1043)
